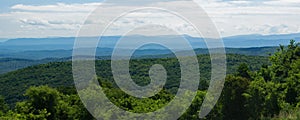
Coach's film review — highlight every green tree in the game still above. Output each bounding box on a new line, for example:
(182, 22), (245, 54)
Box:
(236, 63), (251, 79)
(15, 85), (60, 119)
(0, 96), (8, 116)
(243, 40), (300, 119)
(244, 77), (282, 119)
(270, 40), (299, 82)
(221, 75), (250, 120)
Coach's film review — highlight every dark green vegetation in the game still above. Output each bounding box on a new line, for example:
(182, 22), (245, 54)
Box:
(0, 47), (278, 60)
(0, 47), (277, 75)
(0, 58), (65, 74)
(193, 47), (278, 56)
(0, 40), (299, 119)
(0, 54), (269, 106)
(0, 47), (277, 76)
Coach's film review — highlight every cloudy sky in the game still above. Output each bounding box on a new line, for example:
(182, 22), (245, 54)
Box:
(0, 0), (300, 38)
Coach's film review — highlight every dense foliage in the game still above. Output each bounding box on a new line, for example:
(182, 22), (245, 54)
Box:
(0, 54), (268, 106)
(0, 40), (299, 119)
(0, 58), (63, 74)
(0, 47), (277, 75)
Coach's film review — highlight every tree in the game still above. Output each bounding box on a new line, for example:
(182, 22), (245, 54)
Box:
(243, 40), (300, 119)
(243, 77), (281, 119)
(15, 86), (60, 119)
(12, 85), (94, 120)
(0, 96), (8, 116)
(221, 75), (250, 120)
(270, 40), (300, 82)
(236, 63), (251, 79)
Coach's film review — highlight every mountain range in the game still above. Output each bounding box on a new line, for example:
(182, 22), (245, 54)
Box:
(0, 33), (299, 60)
(1, 33), (300, 50)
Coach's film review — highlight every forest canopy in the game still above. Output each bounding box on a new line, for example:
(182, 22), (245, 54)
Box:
(0, 40), (299, 120)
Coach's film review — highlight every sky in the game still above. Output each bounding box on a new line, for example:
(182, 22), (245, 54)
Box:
(0, 0), (300, 38)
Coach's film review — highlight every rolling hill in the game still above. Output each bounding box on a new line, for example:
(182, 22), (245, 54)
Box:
(0, 54), (269, 106)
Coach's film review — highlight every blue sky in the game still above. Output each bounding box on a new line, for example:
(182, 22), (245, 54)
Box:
(0, 0), (300, 38)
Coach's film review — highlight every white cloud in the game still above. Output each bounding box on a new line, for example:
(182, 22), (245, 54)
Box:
(11, 3), (102, 12)
(0, 0), (300, 38)
(20, 19), (49, 26)
(263, 0), (300, 7)
(234, 24), (297, 35)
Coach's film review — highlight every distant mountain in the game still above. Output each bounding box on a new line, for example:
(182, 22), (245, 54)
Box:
(0, 58), (63, 74)
(0, 38), (8, 42)
(189, 47), (278, 56)
(0, 47), (279, 60)
(224, 33), (300, 41)
(222, 33), (300, 48)
(0, 33), (299, 59)
(0, 46), (278, 75)
(1, 33), (299, 51)
(0, 48), (174, 59)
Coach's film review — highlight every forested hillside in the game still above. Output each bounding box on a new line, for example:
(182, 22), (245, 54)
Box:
(0, 47), (276, 75)
(0, 40), (299, 119)
(0, 58), (64, 74)
(0, 53), (268, 106)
